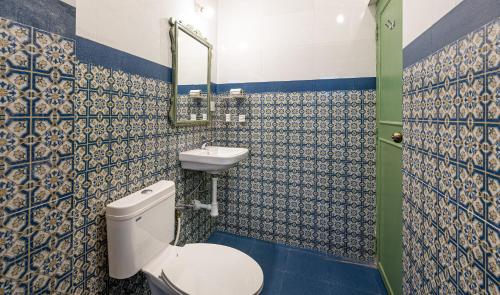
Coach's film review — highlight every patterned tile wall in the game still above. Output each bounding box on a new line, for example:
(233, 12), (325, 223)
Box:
(0, 17), (217, 294)
(402, 18), (499, 294)
(0, 17), (76, 293)
(177, 94), (209, 121)
(214, 90), (377, 263)
(73, 63), (216, 294)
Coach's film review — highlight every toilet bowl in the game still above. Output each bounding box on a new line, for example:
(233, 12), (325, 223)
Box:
(105, 180), (263, 295)
(143, 243), (263, 295)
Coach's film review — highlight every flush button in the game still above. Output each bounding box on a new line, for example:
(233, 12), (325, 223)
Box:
(141, 189), (153, 194)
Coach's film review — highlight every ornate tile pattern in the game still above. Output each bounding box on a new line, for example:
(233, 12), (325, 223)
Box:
(177, 94), (209, 121)
(402, 18), (499, 294)
(0, 17), (75, 294)
(0, 16), (216, 294)
(214, 90), (377, 263)
(74, 63), (216, 293)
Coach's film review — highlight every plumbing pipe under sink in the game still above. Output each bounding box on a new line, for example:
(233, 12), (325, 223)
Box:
(193, 177), (218, 217)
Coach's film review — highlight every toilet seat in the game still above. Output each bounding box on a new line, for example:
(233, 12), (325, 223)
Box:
(142, 243), (263, 295)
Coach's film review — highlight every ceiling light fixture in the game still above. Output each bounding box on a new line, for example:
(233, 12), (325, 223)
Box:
(195, 0), (214, 19)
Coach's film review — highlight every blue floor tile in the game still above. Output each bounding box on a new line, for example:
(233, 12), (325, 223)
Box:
(207, 232), (388, 295)
(206, 231), (226, 244)
(280, 272), (331, 295)
(373, 270), (388, 294)
(251, 240), (289, 274)
(217, 232), (255, 254)
(286, 248), (336, 282)
(260, 270), (284, 295)
(329, 285), (379, 295)
(329, 262), (384, 294)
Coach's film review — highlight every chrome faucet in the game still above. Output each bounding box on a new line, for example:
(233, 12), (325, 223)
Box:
(201, 138), (212, 149)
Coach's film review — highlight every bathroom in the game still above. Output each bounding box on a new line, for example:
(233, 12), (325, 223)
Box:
(0, 0), (498, 294)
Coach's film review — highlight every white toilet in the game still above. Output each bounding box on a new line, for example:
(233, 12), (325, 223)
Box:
(105, 180), (264, 295)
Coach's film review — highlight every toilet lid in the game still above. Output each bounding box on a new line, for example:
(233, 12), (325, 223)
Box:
(155, 243), (263, 295)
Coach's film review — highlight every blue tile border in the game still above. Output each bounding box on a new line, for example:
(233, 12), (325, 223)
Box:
(403, 0), (500, 68)
(76, 36), (173, 82)
(143, 77), (376, 94)
(178, 84), (210, 94)
(214, 77), (376, 93)
(0, 0), (76, 38)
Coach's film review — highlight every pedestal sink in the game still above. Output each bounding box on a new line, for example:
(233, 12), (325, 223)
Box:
(179, 146), (249, 217)
(179, 146), (249, 174)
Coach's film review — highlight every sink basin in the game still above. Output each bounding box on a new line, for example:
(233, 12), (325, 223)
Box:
(179, 146), (249, 174)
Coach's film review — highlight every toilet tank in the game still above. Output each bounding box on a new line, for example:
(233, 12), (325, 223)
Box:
(106, 180), (176, 279)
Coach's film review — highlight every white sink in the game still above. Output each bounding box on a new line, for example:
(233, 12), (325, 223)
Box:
(179, 146), (249, 174)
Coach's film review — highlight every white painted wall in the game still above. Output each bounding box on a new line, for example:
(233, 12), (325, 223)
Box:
(215, 0), (376, 83)
(74, 0), (376, 83)
(403, 0), (463, 47)
(75, 0), (218, 79)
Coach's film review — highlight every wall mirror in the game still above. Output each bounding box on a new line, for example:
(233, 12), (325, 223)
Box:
(169, 18), (212, 126)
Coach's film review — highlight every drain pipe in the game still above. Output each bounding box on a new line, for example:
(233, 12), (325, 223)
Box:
(210, 177), (218, 216)
(193, 176), (219, 217)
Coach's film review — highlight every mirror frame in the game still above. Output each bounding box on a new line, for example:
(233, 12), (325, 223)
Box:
(169, 17), (213, 127)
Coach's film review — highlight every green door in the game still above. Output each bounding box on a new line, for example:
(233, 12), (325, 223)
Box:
(376, 0), (403, 294)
